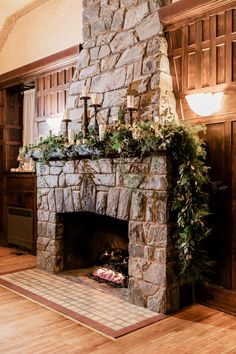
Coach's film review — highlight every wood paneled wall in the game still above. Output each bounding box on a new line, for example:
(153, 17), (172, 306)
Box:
(159, 0), (236, 298)
(35, 66), (75, 136)
(36, 67), (74, 118)
(166, 6), (236, 119)
(0, 46), (79, 246)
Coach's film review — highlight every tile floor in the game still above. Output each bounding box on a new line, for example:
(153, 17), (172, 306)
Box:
(0, 269), (165, 338)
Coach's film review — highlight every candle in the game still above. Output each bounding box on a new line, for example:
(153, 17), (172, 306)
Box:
(91, 93), (97, 105)
(153, 115), (159, 123)
(99, 124), (106, 141)
(159, 116), (165, 125)
(63, 110), (68, 120)
(68, 128), (75, 145)
(127, 95), (135, 109)
(82, 85), (89, 97)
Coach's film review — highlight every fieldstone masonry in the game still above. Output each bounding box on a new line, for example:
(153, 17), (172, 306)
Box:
(68, 0), (177, 128)
(35, 0), (180, 313)
(36, 155), (179, 313)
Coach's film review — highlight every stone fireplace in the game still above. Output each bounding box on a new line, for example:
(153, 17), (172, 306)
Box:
(36, 155), (179, 313)
(36, 0), (180, 314)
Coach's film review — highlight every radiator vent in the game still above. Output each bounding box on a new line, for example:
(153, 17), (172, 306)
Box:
(8, 207), (32, 218)
(7, 207), (33, 250)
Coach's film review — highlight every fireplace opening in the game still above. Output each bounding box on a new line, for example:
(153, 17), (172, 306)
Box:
(62, 212), (129, 287)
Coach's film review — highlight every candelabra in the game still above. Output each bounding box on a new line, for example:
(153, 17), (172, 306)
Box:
(126, 107), (138, 125)
(62, 117), (71, 142)
(126, 95), (138, 125)
(80, 94), (90, 141)
(90, 103), (101, 137)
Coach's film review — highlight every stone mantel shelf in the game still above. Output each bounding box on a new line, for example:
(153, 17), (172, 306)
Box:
(31, 146), (167, 162)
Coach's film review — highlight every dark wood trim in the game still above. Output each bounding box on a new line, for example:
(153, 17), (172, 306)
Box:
(0, 45), (81, 89)
(197, 284), (236, 315)
(159, 0), (236, 27)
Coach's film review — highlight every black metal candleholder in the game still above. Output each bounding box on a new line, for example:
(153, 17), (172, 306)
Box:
(90, 103), (101, 138)
(62, 118), (71, 141)
(80, 95), (90, 141)
(126, 107), (138, 125)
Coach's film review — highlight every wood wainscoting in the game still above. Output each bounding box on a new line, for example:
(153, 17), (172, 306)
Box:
(0, 45), (80, 247)
(159, 0), (236, 313)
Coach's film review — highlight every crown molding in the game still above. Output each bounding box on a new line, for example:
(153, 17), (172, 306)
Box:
(159, 0), (236, 27)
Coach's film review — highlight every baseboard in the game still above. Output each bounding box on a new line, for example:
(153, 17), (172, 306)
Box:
(196, 284), (236, 315)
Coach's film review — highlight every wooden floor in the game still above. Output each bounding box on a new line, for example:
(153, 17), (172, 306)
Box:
(0, 246), (36, 275)
(0, 247), (236, 354)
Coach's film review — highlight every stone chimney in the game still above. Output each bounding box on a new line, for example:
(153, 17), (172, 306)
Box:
(67, 0), (177, 130)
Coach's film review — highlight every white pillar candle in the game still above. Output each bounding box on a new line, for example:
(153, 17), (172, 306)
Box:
(68, 128), (75, 145)
(91, 93), (97, 105)
(82, 85), (89, 97)
(127, 95), (135, 109)
(63, 110), (67, 120)
(99, 124), (106, 141)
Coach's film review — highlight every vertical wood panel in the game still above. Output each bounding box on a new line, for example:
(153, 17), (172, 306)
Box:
(216, 13), (226, 37)
(210, 16), (217, 86)
(0, 90), (6, 124)
(232, 9), (236, 32)
(173, 56), (182, 91)
(232, 42), (236, 81)
(225, 10), (232, 84)
(187, 52), (196, 90)
(201, 48), (210, 87)
(216, 44), (226, 84)
(204, 122), (230, 288)
(202, 18), (210, 41)
(188, 23), (196, 45)
(182, 25), (188, 92)
(169, 29), (182, 50)
(231, 120), (236, 289)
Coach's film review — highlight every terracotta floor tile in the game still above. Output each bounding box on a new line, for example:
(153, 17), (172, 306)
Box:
(0, 269), (165, 338)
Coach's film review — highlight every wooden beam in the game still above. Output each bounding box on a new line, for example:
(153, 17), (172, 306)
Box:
(159, 0), (236, 27)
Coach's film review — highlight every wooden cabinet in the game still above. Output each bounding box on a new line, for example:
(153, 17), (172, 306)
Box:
(4, 173), (36, 253)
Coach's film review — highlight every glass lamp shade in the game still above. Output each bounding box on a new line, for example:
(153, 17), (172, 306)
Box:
(185, 92), (224, 116)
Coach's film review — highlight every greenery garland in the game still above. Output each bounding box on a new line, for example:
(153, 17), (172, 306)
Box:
(19, 119), (211, 284)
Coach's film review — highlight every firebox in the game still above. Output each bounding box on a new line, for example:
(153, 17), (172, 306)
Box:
(62, 212), (128, 285)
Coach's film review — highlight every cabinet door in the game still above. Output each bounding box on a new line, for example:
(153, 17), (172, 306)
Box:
(204, 122), (231, 289)
(5, 85), (23, 171)
(231, 120), (236, 289)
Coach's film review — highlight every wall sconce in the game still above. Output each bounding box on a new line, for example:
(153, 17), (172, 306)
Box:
(185, 92), (224, 116)
(46, 116), (62, 135)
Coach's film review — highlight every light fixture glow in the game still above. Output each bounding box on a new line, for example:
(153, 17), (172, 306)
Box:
(46, 116), (62, 135)
(185, 92), (224, 116)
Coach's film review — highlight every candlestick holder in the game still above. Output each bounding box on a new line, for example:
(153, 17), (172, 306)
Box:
(90, 103), (101, 138)
(62, 117), (71, 142)
(126, 107), (138, 125)
(80, 95), (90, 140)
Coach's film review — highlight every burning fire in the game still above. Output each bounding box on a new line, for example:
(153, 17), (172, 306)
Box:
(92, 266), (127, 287)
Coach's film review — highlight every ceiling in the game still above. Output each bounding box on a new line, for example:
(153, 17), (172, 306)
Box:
(0, 0), (34, 32)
